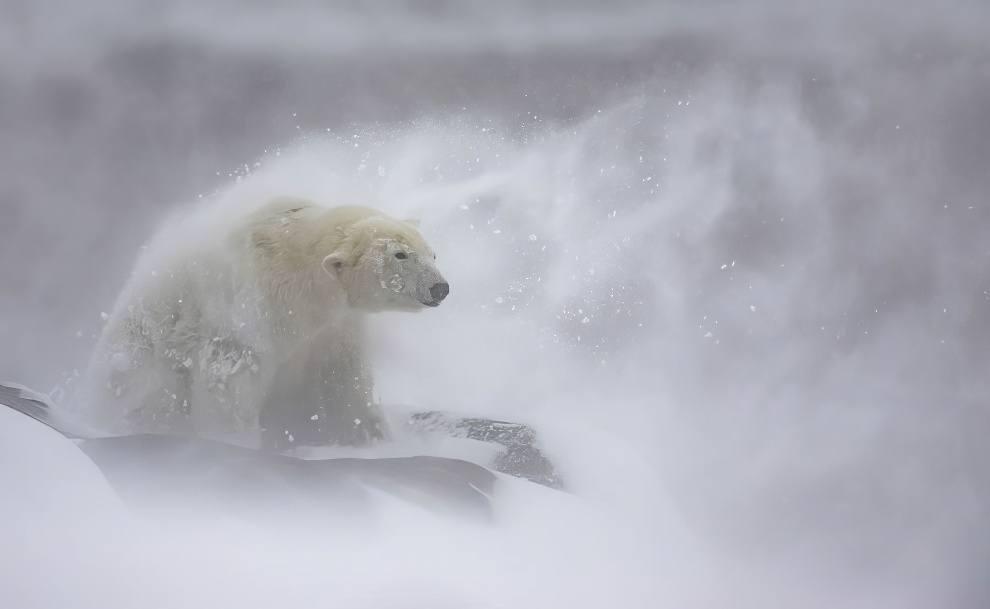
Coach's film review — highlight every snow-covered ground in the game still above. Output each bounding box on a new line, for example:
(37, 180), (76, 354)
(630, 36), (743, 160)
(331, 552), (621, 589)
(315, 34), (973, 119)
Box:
(3, 1), (990, 607)
(1, 403), (714, 609)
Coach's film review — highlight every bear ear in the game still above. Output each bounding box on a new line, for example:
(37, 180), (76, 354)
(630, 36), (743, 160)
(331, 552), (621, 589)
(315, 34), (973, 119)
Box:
(403, 218), (421, 228)
(321, 253), (346, 278)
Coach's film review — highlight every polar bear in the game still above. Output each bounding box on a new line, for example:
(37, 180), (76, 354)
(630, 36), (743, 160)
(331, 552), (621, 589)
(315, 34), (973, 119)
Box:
(82, 197), (448, 451)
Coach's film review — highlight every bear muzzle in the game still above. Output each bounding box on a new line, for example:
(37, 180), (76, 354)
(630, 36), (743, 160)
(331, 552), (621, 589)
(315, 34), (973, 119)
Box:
(424, 281), (449, 307)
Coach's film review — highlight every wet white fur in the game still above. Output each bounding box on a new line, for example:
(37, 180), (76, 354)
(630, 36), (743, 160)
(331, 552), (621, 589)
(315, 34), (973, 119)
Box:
(82, 197), (445, 448)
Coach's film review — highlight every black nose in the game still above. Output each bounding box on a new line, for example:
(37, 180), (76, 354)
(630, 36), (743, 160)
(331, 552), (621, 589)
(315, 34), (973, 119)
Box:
(429, 281), (449, 303)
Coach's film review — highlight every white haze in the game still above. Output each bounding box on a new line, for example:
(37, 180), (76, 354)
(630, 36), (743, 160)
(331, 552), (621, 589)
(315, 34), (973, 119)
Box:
(3, 1), (990, 607)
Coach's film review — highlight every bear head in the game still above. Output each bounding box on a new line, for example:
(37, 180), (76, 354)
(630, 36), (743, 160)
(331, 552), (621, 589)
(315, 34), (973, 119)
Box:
(320, 213), (448, 312)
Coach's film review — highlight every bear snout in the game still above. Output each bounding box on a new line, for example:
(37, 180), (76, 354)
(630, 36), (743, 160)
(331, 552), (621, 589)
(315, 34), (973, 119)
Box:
(427, 281), (449, 306)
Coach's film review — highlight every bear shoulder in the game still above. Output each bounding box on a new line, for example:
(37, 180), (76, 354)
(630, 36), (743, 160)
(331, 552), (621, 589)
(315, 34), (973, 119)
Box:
(247, 201), (392, 262)
(246, 198), (323, 260)
(247, 199), (383, 241)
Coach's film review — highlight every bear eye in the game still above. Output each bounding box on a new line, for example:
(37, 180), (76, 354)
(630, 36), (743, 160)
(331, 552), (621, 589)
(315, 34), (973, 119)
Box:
(394, 252), (407, 260)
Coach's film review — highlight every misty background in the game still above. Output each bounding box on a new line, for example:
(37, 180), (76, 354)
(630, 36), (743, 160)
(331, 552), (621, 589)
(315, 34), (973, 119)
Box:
(2, 1), (990, 607)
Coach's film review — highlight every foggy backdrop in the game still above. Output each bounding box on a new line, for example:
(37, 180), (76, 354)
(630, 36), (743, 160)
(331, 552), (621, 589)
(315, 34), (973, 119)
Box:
(2, 1), (990, 607)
